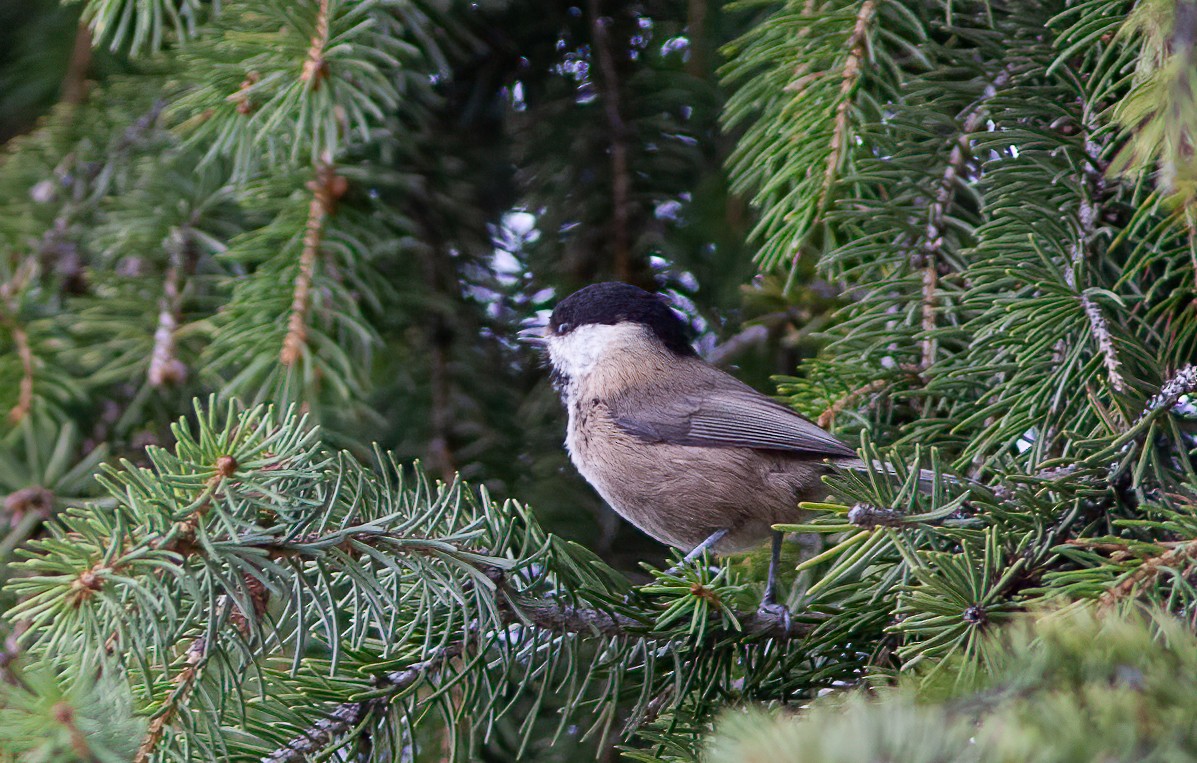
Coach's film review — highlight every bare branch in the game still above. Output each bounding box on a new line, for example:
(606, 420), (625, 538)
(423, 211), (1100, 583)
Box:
(589, 0), (633, 280)
(707, 324), (769, 367)
(148, 227), (191, 387)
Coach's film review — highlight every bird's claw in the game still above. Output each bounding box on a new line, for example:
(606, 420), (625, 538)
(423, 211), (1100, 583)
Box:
(756, 599), (792, 634)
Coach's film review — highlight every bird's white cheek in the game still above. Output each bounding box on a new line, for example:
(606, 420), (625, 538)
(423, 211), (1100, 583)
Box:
(546, 324), (632, 383)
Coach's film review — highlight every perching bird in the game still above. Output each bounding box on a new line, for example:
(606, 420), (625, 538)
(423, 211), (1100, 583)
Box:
(535, 281), (868, 614)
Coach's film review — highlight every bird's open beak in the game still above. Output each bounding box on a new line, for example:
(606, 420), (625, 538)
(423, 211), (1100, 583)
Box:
(517, 325), (547, 347)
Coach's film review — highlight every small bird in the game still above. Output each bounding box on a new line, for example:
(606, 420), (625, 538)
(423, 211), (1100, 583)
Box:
(536, 281), (865, 614)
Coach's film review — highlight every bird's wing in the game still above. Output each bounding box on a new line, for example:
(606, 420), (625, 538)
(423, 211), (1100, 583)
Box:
(610, 371), (856, 458)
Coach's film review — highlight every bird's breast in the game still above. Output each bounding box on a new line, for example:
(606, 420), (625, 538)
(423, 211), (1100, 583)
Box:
(563, 390), (820, 552)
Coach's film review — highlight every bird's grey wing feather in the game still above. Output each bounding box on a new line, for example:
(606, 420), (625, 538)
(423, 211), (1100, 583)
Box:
(612, 372), (856, 458)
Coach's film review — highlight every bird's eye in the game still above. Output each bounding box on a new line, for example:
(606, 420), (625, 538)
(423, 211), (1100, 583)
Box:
(556, 322), (572, 335)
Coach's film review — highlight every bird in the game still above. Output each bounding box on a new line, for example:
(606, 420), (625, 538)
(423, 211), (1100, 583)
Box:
(532, 281), (868, 615)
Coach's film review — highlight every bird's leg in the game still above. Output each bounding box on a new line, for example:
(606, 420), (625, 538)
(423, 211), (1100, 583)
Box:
(663, 528), (728, 576)
(758, 530), (791, 631)
(761, 529), (783, 606)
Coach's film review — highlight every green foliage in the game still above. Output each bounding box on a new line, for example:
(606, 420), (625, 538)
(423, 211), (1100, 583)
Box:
(705, 607), (1197, 763)
(0, 658), (144, 762)
(0, 401), (828, 760)
(1, 0), (1196, 759)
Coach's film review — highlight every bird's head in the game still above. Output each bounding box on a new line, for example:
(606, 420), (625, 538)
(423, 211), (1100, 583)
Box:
(541, 282), (696, 391)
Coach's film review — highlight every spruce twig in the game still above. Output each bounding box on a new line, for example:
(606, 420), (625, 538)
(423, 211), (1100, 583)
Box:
(147, 226), (191, 387)
(280, 163), (342, 367)
(916, 67), (1011, 370)
(1098, 538), (1197, 610)
(1066, 107), (1124, 393)
(821, 0), (875, 204)
(133, 637), (208, 763)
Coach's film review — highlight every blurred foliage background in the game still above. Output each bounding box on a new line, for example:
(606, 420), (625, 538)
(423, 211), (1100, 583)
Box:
(1, 0), (1196, 761)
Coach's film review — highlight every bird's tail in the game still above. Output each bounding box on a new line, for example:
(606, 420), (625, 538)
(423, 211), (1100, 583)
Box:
(831, 457), (961, 494)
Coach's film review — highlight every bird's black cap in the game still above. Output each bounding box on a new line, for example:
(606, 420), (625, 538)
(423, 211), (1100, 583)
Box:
(549, 282), (696, 357)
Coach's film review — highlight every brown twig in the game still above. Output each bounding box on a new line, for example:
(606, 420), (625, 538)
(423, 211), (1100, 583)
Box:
(282, 0), (339, 367)
(300, 0), (332, 86)
(820, 0), (875, 204)
(1098, 537), (1197, 610)
(280, 164), (343, 366)
(8, 323), (33, 425)
(916, 67), (1012, 370)
(133, 638), (208, 763)
(0, 264), (36, 424)
(817, 379), (887, 429)
(148, 228), (191, 387)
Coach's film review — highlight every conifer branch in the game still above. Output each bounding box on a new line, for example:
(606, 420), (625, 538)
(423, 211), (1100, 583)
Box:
(916, 68), (1011, 369)
(1066, 109), (1124, 393)
(262, 642), (464, 763)
(820, 0), (875, 207)
(1144, 364), (1197, 414)
(261, 573), (813, 761)
(301, 0), (332, 87)
(1098, 537), (1197, 610)
(134, 637), (208, 763)
(148, 228), (190, 387)
(280, 164), (341, 367)
(1079, 294), (1123, 391)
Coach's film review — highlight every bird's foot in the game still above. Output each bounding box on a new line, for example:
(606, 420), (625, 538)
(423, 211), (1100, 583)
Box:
(756, 599), (792, 634)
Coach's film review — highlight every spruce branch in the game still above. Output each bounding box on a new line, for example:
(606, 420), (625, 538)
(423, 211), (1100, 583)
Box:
(147, 227), (191, 387)
(133, 637), (208, 763)
(260, 568), (814, 761)
(916, 67), (1011, 370)
(300, 0), (331, 87)
(1078, 294), (1124, 392)
(822, 0), (876, 208)
(1065, 107), (1124, 393)
(490, 570), (815, 641)
(262, 642), (464, 763)
(1144, 364), (1197, 415)
(280, 163), (344, 367)
(1098, 537), (1197, 610)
